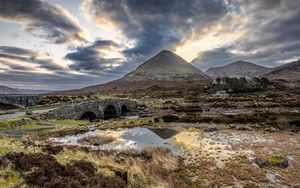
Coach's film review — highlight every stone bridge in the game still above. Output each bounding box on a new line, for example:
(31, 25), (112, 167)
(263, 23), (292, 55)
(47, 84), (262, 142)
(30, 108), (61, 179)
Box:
(0, 95), (42, 109)
(45, 99), (138, 120)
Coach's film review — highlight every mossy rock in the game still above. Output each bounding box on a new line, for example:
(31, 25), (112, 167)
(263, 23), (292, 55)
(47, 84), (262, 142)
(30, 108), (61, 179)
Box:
(267, 155), (288, 168)
(25, 109), (33, 115)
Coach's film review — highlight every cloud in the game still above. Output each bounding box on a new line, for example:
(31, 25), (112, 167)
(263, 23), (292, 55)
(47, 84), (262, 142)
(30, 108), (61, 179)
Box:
(0, 0), (87, 43)
(66, 39), (125, 71)
(82, 0), (229, 56)
(0, 46), (63, 71)
(1, 0), (300, 90)
(0, 68), (122, 90)
(192, 0), (300, 70)
(0, 59), (31, 71)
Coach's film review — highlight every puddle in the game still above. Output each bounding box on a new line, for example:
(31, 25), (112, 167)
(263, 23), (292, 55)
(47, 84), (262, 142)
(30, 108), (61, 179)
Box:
(49, 127), (183, 155)
(123, 115), (139, 120)
(49, 127), (271, 169)
(48, 127), (247, 166)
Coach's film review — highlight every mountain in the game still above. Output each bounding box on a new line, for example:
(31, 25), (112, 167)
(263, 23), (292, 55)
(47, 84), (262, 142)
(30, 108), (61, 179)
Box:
(0, 85), (19, 94)
(205, 61), (271, 79)
(262, 60), (300, 82)
(53, 50), (210, 95)
(124, 50), (209, 81)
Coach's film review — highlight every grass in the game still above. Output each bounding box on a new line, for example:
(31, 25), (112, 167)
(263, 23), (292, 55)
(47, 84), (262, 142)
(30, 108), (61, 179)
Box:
(0, 152), (126, 187)
(97, 117), (154, 130)
(0, 167), (23, 188)
(53, 119), (87, 125)
(0, 117), (32, 129)
(54, 146), (190, 187)
(0, 136), (26, 155)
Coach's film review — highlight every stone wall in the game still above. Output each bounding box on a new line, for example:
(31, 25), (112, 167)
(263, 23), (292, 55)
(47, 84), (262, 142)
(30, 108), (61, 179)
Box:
(0, 95), (42, 108)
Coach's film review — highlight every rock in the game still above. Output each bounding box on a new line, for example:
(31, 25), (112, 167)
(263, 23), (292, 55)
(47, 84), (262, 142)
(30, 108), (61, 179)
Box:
(203, 127), (219, 132)
(236, 126), (252, 131)
(253, 157), (268, 168)
(255, 155), (289, 169)
(280, 158), (289, 168)
(264, 127), (278, 132)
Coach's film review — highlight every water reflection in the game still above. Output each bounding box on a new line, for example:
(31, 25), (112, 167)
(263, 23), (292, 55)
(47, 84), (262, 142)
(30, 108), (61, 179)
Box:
(148, 128), (178, 139)
(49, 127), (182, 155)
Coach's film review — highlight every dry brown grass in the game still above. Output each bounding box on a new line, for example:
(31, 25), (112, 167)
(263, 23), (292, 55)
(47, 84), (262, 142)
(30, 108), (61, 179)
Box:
(78, 135), (115, 146)
(126, 146), (188, 188)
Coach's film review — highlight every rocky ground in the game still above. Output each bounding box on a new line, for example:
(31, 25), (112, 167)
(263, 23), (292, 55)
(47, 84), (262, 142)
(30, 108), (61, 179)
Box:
(170, 125), (300, 187)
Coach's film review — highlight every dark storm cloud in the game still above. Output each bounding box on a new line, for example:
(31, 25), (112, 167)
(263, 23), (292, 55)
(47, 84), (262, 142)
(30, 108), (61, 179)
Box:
(66, 39), (123, 71)
(0, 46), (63, 71)
(0, 0), (86, 43)
(192, 0), (300, 70)
(83, 0), (229, 56)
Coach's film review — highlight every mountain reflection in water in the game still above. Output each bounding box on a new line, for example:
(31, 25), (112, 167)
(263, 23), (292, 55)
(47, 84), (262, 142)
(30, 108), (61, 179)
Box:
(49, 127), (182, 155)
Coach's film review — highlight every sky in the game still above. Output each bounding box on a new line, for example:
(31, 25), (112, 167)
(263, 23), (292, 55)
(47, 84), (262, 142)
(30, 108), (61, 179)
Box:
(0, 0), (299, 90)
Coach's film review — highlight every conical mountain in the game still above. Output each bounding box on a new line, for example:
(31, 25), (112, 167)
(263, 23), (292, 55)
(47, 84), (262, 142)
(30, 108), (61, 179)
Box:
(205, 61), (271, 79)
(53, 50), (209, 95)
(124, 50), (209, 81)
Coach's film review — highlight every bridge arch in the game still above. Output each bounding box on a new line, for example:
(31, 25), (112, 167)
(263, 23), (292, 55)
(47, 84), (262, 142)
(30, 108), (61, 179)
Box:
(103, 104), (118, 119)
(79, 111), (97, 120)
(121, 105), (128, 115)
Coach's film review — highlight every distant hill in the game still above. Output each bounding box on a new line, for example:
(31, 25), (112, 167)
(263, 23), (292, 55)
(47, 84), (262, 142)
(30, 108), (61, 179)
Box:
(0, 85), (19, 94)
(124, 50), (209, 81)
(15, 88), (52, 94)
(205, 61), (271, 79)
(262, 60), (300, 82)
(53, 50), (210, 95)
(0, 85), (52, 95)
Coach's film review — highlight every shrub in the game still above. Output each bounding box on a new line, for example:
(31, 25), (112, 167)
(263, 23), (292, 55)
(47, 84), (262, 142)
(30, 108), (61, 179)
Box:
(162, 114), (180, 122)
(41, 145), (64, 155)
(0, 152), (126, 188)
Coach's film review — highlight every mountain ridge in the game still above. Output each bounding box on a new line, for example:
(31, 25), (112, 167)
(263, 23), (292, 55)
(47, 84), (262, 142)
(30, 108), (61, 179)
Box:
(262, 60), (300, 82)
(205, 61), (272, 79)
